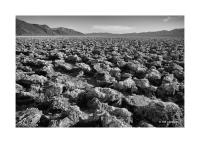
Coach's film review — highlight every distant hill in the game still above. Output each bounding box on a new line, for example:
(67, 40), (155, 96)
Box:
(87, 29), (184, 38)
(16, 19), (184, 37)
(16, 19), (84, 36)
(86, 32), (116, 37)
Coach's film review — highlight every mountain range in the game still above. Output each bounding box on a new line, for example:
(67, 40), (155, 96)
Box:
(16, 19), (84, 36)
(16, 19), (184, 37)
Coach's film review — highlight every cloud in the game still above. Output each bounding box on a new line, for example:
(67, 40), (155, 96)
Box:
(163, 16), (171, 22)
(163, 16), (184, 23)
(92, 25), (134, 33)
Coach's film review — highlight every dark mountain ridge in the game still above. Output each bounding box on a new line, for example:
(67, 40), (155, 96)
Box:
(16, 19), (84, 36)
(16, 19), (184, 37)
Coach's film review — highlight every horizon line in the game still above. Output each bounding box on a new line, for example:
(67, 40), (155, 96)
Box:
(16, 18), (184, 34)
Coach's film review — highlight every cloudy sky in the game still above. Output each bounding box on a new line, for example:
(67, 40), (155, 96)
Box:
(17, 16), (184, 34)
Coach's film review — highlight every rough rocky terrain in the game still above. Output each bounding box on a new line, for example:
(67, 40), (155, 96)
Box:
(16, 37), (184, 127)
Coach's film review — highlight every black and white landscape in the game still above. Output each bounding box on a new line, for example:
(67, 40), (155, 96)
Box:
(16, 16), (184, 127)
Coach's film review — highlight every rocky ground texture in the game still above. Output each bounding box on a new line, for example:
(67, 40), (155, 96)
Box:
(16, 37), (184, 127)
